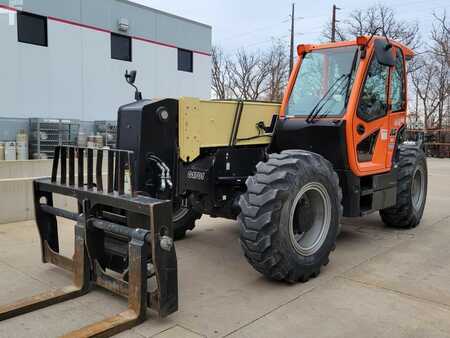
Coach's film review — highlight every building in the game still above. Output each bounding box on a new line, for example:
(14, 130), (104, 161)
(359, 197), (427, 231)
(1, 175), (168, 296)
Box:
(0, 0), (212, 121)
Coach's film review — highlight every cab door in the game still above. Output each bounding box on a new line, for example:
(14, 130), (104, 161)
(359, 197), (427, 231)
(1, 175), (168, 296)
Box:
(352, 51), (391, 175)
(386, 47), (407, 169)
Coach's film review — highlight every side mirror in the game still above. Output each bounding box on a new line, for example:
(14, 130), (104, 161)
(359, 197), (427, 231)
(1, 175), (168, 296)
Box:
(124, 70), (142, 101)
(125, 70), (137, 84)
(374, 39), (396, 67)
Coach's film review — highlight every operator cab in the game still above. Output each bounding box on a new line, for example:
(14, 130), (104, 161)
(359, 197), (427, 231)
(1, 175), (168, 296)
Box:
(271, 36), (414, 216)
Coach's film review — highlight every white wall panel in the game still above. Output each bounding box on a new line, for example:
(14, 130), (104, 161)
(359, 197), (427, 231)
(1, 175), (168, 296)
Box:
(0, 8), (211, 121)
(48, 20), (83, 118)
(0, 9), (19, 117)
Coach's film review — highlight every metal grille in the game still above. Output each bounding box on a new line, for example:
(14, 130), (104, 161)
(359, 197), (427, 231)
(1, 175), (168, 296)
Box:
(51, 145), (135, 196)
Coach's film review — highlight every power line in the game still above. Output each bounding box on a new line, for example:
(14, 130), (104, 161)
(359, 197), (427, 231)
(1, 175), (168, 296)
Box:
(220, 15), (305, 42)
(219, 13), (330, 43)
(217, 0), (448, 50)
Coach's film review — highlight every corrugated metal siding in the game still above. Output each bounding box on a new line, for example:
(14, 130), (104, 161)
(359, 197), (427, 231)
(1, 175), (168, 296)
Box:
(0, 0), (212, 53)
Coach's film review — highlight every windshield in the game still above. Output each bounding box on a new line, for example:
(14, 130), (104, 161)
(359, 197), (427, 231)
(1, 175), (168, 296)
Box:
(286, 46), (359, 117)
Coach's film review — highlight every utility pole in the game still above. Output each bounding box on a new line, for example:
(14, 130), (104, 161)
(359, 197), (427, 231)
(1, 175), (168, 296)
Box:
(289, 3), (295, 74)
(331, 4), (340, 42)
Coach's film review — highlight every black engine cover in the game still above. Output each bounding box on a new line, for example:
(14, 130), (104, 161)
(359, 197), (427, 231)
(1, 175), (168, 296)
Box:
(116, 99), (179, 195)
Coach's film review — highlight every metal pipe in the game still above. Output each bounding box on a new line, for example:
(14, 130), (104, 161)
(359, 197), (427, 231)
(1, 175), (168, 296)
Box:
(40, 204), (80, 221)
(89, 218), (151, 244)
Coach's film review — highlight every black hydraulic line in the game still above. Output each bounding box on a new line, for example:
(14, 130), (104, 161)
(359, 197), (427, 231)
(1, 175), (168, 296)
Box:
(229, 100), (244, 147)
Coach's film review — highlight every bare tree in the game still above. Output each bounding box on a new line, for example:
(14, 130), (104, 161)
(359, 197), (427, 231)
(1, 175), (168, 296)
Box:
(430, 11), (450, 129)
(410, 11), (449, 129)
(411, 58), (440, 128)
(226, 49), (271, 100)
(321, 4), (420, 49)
(211, 40), (289, 102)
(321, 19), (347, 42)
(430, 11), (449, 64)
(211, 46), (228, 99)
(263, 39), (290, 102)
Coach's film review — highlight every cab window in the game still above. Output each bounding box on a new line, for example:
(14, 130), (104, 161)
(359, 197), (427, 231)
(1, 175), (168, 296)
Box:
(357, 56), (389, 121)
(286, 46), (358, 117)
(390, 49), (405, 112)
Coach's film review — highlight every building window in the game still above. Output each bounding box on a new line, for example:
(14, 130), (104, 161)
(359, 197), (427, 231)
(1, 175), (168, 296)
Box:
(178, 49), (193, 72)
(111, 33), (132, 62)
(17, 11), (48, 47)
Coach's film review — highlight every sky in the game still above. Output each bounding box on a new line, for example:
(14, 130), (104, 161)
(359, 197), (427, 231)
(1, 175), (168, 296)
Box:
(131, 0), (449, 53)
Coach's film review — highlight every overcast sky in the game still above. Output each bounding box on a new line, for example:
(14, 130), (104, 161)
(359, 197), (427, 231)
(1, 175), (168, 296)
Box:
(132, 0), (449, 52)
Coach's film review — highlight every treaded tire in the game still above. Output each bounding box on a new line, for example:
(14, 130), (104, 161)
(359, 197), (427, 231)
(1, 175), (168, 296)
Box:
(380, 145), (427, 229)
(173, 207), (201, 240)
(238, 150), (342, 283)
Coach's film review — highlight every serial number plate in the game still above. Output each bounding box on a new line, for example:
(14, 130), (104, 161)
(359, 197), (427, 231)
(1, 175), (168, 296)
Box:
(187, 170), (206, 181)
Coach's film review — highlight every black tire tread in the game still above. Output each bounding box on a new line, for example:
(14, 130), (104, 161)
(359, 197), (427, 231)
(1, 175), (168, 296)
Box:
(173, 209), (201, 240)
(239, 150), (342, 283)
(380, 145), (427, 229)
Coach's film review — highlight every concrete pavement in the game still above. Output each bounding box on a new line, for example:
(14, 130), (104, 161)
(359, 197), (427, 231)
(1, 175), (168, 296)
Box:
(0, 158), (449, 338)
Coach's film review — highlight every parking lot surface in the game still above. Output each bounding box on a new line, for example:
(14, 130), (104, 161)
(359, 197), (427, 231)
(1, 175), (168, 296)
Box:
(0, 158), (449, 338)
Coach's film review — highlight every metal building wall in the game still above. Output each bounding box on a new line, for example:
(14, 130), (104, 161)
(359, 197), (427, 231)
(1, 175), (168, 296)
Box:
(0, 0), (212, 121)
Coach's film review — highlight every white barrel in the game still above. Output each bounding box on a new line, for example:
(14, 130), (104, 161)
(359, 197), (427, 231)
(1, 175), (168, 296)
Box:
(77, 131), (88, 147)
(95, 134), (104, 148)
(87, 135), (96, 148)
(0, 143), (5, 161)
(16, 130), (29, 160)
(4, 141), (17, 161)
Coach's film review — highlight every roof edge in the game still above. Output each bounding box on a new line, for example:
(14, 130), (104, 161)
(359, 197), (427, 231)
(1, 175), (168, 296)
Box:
(117, 0), (212, 29)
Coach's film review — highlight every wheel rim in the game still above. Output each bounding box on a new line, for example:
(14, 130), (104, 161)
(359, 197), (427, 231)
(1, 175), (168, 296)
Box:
(411, 166), (425, 210)
(289, 182), (332, 256)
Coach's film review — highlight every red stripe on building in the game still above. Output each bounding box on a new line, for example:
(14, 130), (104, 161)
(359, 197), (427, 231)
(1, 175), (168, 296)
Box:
(48, 16), (111, 34)
(0, 4), (211, 56)
(0, 3), (17, 11)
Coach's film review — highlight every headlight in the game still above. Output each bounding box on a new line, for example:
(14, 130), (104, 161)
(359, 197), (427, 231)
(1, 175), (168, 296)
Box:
(157, 107), (169, 122)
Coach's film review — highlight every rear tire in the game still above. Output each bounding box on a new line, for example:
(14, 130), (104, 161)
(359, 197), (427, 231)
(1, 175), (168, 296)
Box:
(380, 145), (427, 228)
(238, 150), (342, 283)
(173, 199), (201, 240)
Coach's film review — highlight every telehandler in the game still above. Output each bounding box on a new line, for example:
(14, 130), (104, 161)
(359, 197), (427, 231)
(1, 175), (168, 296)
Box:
(0, 35), (427, 337)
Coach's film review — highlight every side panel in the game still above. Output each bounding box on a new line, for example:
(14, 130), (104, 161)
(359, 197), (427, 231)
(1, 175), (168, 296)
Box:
(270, 119), (349, 170)
(178, 97), (279, 161)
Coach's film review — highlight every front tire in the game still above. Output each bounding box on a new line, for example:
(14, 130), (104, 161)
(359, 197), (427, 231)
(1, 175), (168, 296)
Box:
(238, 150), (342, 283)
(380, 145), (427, 228)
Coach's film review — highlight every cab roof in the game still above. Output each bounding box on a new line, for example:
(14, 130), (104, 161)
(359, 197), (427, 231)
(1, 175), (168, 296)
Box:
(297, 36), (414, 60)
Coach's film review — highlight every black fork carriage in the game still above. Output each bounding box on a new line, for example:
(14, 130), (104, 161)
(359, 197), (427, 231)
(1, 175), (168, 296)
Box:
(0, 146), (178, 337)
